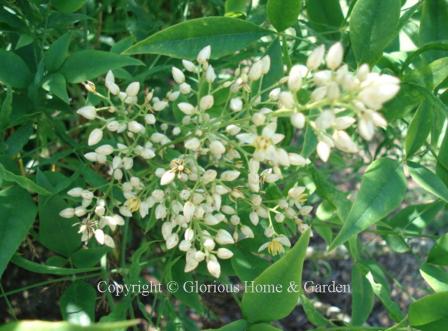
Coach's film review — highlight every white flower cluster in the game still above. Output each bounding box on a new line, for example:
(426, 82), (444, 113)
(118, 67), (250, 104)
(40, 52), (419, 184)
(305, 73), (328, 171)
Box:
(60, 43), (399, 278)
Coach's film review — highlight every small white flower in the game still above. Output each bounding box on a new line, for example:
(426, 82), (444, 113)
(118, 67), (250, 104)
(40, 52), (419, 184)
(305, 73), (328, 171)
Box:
(261, 55), (271, 74)
(84, 152), (97, 162)
(248, 60), (263, 81)
(317, 139), (332, 162)
(153, 100), (168, 111)
(88, 128), (103, 146)
(166, 233), (179, 249)
(209, 140), (225, 156)
(226, 124), (241, 135)
(76, 106), (96, 120)
(241, 225), (254, 238)
(95, 144), (114, 156)
(171, 67), (185, 84)
(183, 201), (196, 222)
(67, 187), (83, 197)
(179, 82), (191, 94)
(106, 121), (120, 132)
(94, 229), (105, 245)
(145, 114), (156, 125)
(206, 65), (216, 83)
(333, 130), (358, 153)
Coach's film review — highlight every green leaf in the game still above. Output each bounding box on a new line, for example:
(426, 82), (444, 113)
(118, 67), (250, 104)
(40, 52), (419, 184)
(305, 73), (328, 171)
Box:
(428, 233), (448, 265)
(42, 73), (70, 103)
(420, 263), (448, 292)
(60, 281), (96, 325)
(204, 320), (248, 331)
(0, 50), (32, 88)
(419, 0), (448, 61)
(248, 324), (282, 331)
(0, 186), (36, 279)
(365, 264), (404, 322)
(231, 248), (270, 281)
(37, 172), (81, 256)
(300, 294), (333, 327)
(124, 17), (270, 60)
(0, 87), (12, 134)
(45, 32), (72, 72)
(0, 163), (51, 195)
(241, 229), (310, 323)
(408, 161), (448, 203)
(71, 247), (109, 268)
(0, 320), (140, 331)
(61, 50), (143, 83)
(405, 101), (432, 158)
(267, 0), (301, 32)
(329, 158), (406, 250)
(51, 0), (87, 13)
(225, 0), (250, 16)
(409, 292), (448, 329)
(351, 264), (374, 326)
(349, 0), (401, 65)
(306, 0), (344, 40)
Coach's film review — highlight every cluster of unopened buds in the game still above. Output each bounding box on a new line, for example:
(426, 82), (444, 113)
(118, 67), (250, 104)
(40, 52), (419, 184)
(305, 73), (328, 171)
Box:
(60, 42), (400, 278)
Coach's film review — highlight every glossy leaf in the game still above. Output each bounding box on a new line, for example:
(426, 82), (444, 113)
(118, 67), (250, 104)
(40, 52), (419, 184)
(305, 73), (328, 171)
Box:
(248, 324), (282, 331)
(61, 50), (143, 83)
(306, 0), (344, 40)
(44, 32), (71, 72)
(0, 186), (36, 278)
(419, 0), (448, 60)
(351, 264), (374, 326)
(42, 73), (70, 103)
(349, 0), (401, 65)
(60, 281), (96, 324)
(408, 161), (448, 203)
(241, 229), (310, 323)
(420, 263), (448, 292)
(330, 158), (406, 250)
(124, 17), (270, 59)
(204, 320), (248, 331)
(0, 163), (51, 195)
(267, 0), (301, 32)
(428, 233), (448, 265)
(405, 101), (432, 158)
(0, 50), (32, 88)
(409, 292), (448, 329)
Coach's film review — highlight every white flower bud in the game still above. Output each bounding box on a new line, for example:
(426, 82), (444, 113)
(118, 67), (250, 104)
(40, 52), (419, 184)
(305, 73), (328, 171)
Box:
(248, 60), (263, 81)
(183, 201), (196, 222)
(326, 42), (344, 70)
(178, 102), (196, 115)
(167, 91), (180, 101)
(95, 229), (105, 245)
(153, 100), (168, 111)
(279, 91), (295, 109)
(95, 144), (114, 156)
(209, 140), (225, 156)
(197, 45), (211, 64)
(252, 113), (266, 126)
(316, 110), (335, 130)
(358, 116), (376, 141)
(106, 121), (120, 132)
(217, 248), (233, 259)
(75, 206), (87, 217)
(241, 225), (254, 238)
(199, 95), (214, 110)
(220, 170), (240, 181)
(207, 258), (221, 278)
(291, 112), (305, 129)
(261, 55), (271, 74)
(289, 153), (308, 166)
(230, 98), (243, 112)
(76, 106), (96, 120)
(288, 65), (303, 92)
(67, 187), (83, 197)
(125, 82), (140, 97)
(128, 121), (145, 133)
(307, 45), (325, 70)
(166, 233), (179, 249)
(333, 130), (358, 153)
(179, 240), (191, 252)
(250, 211), (259, 226)
(226, 124), (241, 135)
(161, 170), (176, 185)
(179, 82), (191, 94)
(84, 152), (97, 162)
(171, 67), (185, 84)
(206, 65), (216, 83)
(215, 229), (234, 245)
(145, 114), (156, 125)
(185, 137), (201, 151)
(317, 140), (332, 162)
(334, 116), (356, 130)
(59, 208), (75, 218)
(182, 59), (197, 72)
(123, 157), (133, 170)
